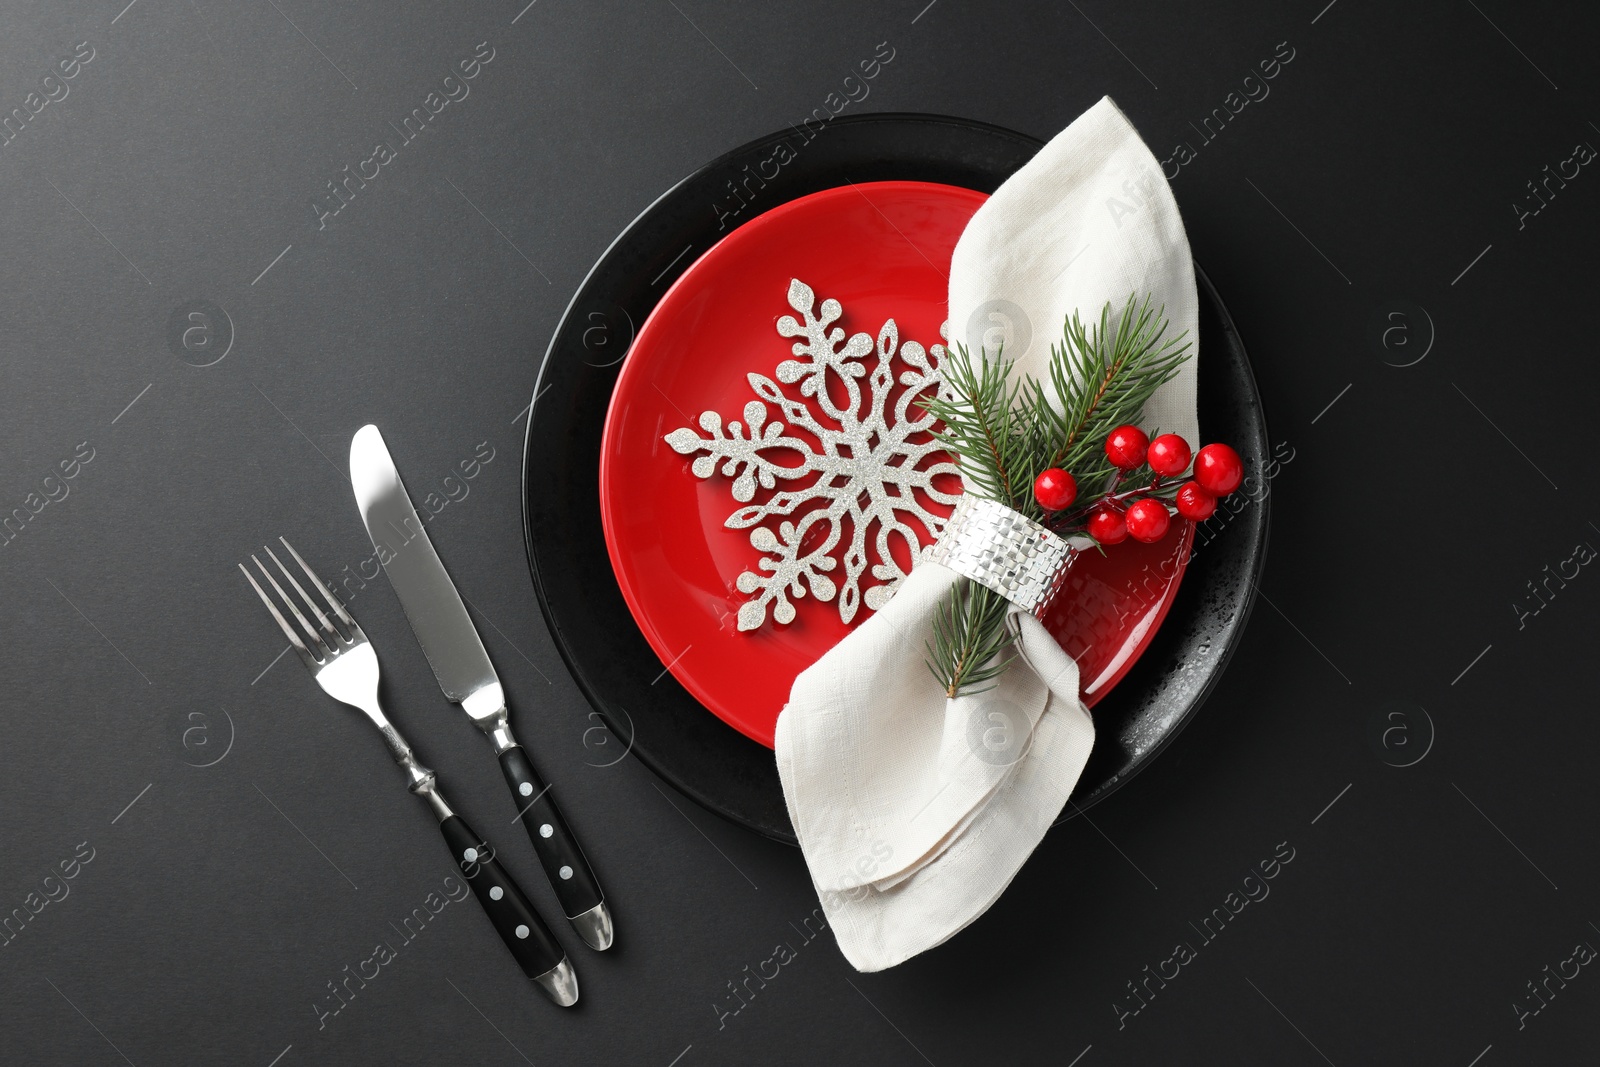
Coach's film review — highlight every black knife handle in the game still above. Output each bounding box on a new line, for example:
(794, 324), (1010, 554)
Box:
(440, 815), (565, 980)
(499, 747), (605, 919)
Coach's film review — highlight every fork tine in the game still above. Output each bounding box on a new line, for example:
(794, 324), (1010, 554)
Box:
(278, 536), (357, 630)
(252, 553), (334, 661)
(264, 544), (345, 645)
(239, 562), (319, 668)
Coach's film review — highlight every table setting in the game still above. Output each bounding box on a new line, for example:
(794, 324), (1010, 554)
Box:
(3, 2), (1596, 1064)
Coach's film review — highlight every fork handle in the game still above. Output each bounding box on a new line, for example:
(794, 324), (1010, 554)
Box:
(438, 814), (572, 1000)
(499, 747), (606, 924)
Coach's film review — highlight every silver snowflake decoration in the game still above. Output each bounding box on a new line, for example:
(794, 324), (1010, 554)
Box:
(665, 278), (961, 631)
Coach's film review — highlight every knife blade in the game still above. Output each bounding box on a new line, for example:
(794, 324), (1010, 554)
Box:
(350, 424), (613, 951)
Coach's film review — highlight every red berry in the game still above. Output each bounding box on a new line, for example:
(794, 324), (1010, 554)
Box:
(1146, 434), (1192, 477)
(1174, 481), (1217, 521)
(1104, 425), (1149, 470)
(1124, 498), (1172, 543)
(1033, 467), (1077, 511)
(1087, 505), (1128, 545)
(1194, 443), (1244, 495)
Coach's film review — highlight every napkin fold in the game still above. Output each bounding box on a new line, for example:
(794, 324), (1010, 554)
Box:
(775, 96), (1199, 972)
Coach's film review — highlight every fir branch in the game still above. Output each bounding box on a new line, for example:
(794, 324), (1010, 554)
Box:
(924, 580), (1015, 698)
(1039, 294), (1190, 483)
(918, 342), (1028, 506)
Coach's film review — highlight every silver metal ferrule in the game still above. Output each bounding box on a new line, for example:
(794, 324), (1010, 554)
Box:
(411, 776), (455, 822)
(927, 495), (1080, 617)
(462, 686), (518, 754)
(374, 718), (455, 821)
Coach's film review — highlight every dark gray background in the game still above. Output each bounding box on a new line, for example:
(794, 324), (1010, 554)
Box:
(0, 0), (1594, 1064)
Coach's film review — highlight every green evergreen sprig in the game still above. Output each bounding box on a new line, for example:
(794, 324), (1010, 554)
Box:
(924, 581), (1015, 699)
(918, 294), (1192, 698)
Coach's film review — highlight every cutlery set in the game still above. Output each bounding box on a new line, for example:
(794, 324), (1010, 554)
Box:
(241, 425), (609, 1009)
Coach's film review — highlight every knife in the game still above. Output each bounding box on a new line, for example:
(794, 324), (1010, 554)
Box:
(350, 424), (613, 951)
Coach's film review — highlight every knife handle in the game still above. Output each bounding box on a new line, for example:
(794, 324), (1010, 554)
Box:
(439, 814), (570, 989)
(500, 747), (606, 922)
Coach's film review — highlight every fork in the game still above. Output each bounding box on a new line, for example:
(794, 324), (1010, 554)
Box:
(241, 537), (579, 1008)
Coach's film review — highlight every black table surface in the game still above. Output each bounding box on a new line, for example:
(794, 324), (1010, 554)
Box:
(1, 1), (1594, 1064)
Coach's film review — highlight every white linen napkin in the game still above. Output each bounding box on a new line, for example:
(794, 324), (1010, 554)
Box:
(774, 96), (1199, 972)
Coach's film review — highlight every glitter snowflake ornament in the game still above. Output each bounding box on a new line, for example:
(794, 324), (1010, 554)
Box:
(665, 278), (961, 631)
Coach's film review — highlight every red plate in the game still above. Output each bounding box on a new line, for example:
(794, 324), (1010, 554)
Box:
(600, 181), (1192, 748)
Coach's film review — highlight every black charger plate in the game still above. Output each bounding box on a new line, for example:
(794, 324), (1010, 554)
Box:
(523, 114), (1269, 844)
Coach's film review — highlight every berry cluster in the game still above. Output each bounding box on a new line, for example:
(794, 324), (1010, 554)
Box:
(1031, 425), (1243, 545)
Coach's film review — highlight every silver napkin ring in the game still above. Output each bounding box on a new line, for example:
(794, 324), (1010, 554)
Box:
(926, 496), (1077, 617)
